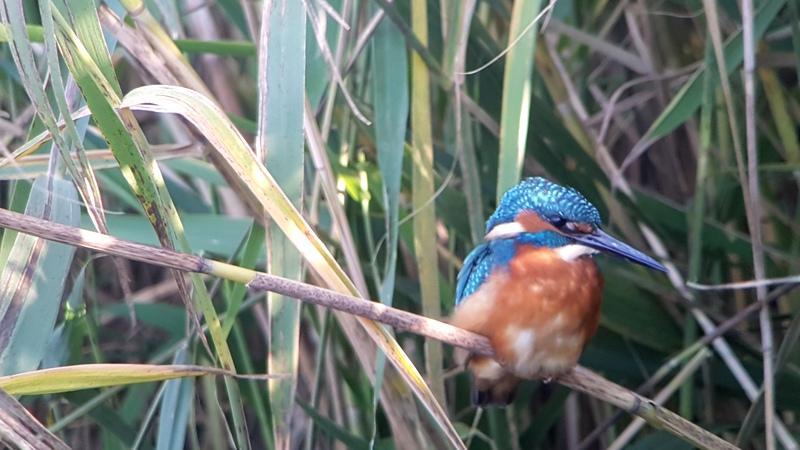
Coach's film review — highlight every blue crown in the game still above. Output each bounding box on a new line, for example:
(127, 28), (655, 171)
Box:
(485, 177), (601, 232)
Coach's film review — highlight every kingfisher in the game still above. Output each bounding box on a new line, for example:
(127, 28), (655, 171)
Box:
(451, 177), (666, 406)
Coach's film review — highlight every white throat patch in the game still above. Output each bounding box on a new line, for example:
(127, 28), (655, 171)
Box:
(555, 244), (598, 261)
(484, 221), (525, 240)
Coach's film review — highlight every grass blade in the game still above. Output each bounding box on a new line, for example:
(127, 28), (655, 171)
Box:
(256, 2), (306, 449)
(372, 3), (408, 308)
(0, 363), (247, 396)
(371, 5), (410, 444)
(156, 349), (194, 450)
(0, 176), (78, 375)
(496, 0), (543, 198)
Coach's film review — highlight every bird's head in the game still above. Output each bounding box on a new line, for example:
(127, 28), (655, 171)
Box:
(485, 177), (666, 272)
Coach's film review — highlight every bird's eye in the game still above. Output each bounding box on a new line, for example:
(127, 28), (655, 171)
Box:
(548, 216), (593, 234)
(548, 216), (568, 228)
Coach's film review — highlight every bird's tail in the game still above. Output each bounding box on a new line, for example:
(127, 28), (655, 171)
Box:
(467, 355), (520, 407)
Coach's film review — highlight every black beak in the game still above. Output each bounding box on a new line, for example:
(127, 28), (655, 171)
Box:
(569, 228), (667, 272)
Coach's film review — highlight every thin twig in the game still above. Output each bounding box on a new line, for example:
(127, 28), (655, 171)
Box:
(742, 0), (775, 447)
(459, 0), (556, 75)
(546, 19), (649, 74)
(317, 0), (351, 139)
(0, 206), (739, 450)
(317, 0), (350, 30)
(342, 7), (385, 76)
(301, 0), (369, 125)
(688, 275), (800, 291)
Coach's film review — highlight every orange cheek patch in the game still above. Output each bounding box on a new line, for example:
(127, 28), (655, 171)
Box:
(515, 211), (557, 233)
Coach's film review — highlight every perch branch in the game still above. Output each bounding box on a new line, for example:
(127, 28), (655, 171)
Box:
(0, 207), (737, 450)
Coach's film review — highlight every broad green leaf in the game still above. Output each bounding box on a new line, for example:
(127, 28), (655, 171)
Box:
(64, 0), (120, 95)
(163, 157), (229, 187)
(0, 176), (78, 376)
(371, 7), (410, 445)
(80, 213), (253, 259)
(0, 181), (33, 270)
(372, 8), (408, 304)
(102, 304), (185, 338)
(222, 223), (265, 336)
(601, 269), (682, 352)
(156, 349), (194, 450)
(256, 2), (306, 448)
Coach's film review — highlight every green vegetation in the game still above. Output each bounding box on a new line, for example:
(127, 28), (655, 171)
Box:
(1, 0), (799, 449)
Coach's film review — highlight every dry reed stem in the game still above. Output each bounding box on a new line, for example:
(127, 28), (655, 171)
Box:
(0, 387), (69, 450)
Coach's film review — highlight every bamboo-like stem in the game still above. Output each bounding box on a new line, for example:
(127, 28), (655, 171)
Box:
(741, 1), (775, 449)
(410, 0), (446, 405)
(0, 206), (738, 450)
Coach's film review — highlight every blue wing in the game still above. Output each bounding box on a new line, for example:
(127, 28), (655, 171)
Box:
(455, 238), (519, 306)
(455, 243), (492, 305)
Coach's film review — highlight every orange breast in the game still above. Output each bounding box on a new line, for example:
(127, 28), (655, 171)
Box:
(451, 245), (603, 379)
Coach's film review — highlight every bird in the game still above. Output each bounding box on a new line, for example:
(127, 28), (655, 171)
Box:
(450, 177), (666, 406)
